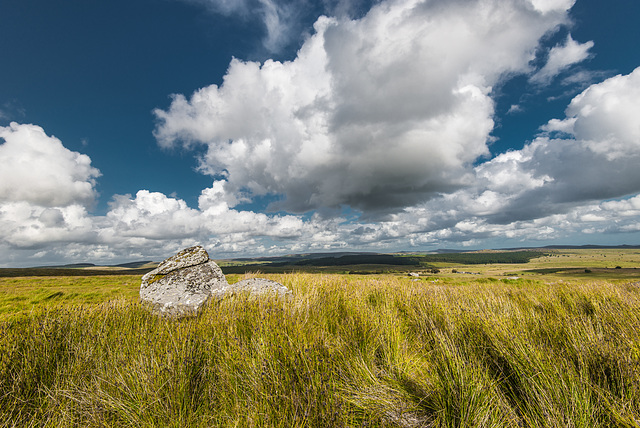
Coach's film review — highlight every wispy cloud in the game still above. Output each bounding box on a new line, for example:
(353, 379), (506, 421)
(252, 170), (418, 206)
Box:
(0, 101), (26, 123)
(178, 0), (296, 53)
(530, 34), (594, 85)
(507, 104), (524, 115)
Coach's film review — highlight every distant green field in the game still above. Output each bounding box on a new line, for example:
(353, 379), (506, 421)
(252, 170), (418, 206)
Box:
(0, 275), (141, 320)
(221, 251), (549, 272)
(416, 250), (548, 265)
(2, 249), (637, 322)
(3, 248), (638, 278)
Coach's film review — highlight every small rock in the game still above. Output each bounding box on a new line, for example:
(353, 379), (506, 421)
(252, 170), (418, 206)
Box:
(228, 278), (292, 300)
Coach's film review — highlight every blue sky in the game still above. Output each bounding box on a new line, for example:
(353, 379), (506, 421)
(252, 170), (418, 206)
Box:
(1, 0), (640, 266)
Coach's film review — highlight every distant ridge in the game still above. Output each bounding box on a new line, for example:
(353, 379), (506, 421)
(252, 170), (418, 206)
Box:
(113, 261), (154, 269)
(32, 263), (97, 269)
(500, 244), (640, 251)
(229, 251), (380, 263)
(29, 246), (640, 269)
(31, 261), (154, 269)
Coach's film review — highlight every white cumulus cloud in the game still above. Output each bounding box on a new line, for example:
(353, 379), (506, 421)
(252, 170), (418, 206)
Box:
(155, 0), (573, 215)
(0, 123), (99, 251)
(417, 66), (640, 226)
(530, 0), (575, 14)
(0, 202), (95, 250)
(0, 122), (100, 207)
(565, 67), (640, 159)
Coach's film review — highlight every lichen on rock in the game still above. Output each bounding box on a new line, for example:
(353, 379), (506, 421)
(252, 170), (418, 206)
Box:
(155, 245), (209, 275)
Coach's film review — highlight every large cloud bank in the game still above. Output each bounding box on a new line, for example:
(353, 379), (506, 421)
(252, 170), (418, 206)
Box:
(154, 0), (574, 214)
(397, 67), (640, 242)
(2, 0), (640, 266)
(0, 123), (99, 256)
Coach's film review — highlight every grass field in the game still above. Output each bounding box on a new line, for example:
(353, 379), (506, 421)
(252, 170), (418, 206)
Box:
(1, 250), (640, 427)
(0, 276), (141, 320)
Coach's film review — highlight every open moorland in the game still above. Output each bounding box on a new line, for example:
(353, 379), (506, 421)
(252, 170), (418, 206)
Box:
(1, 248), (640, 427)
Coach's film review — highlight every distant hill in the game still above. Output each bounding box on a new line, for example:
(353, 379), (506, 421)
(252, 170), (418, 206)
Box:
(0, 267), (155, 278)
(501, 244), (640, 250)
(32, 263), (97, 269)
(3, 245), (637, 277)
(229, 251), (381, 263)
(113, 261), (154, 269)
(546, 244), (640, 249)
(31, 261), (154, 269)
(2, 260), (158, 278)
(27, 245), (640, 270)
(282, 254), (421, 267)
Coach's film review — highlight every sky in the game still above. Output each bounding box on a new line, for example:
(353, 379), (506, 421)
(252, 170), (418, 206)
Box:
(1, 0), (640, 266)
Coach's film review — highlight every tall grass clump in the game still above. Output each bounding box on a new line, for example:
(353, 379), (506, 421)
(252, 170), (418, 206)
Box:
(1, 274), (640, 427)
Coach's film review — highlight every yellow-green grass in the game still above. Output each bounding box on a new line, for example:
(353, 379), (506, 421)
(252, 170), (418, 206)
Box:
(0, 274), (254, 321)
(2, 272), (640, 427)
(0, 276), (141, 320)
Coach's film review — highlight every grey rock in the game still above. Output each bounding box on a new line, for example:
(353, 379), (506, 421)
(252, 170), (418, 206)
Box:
(228, 278), (292, 300)
(140, 246), (294, 317)
(140, 246), (228, 317)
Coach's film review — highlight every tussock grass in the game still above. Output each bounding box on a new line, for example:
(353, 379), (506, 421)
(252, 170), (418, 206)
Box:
(1, 274), (640, 427)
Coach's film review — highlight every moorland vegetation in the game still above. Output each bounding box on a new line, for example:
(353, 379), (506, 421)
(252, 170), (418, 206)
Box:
(1, 250), (639, 427)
